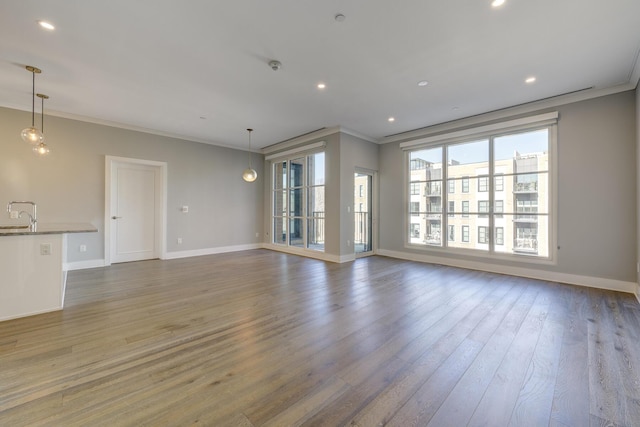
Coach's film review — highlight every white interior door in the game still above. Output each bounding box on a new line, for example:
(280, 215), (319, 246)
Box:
(110, 161), (160, 263)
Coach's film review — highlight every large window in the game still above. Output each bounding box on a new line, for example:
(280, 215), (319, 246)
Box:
(272, 151), (325, 251)
(405, 116), (554, 260)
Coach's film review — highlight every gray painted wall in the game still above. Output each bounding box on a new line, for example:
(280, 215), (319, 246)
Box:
(261, 131), (378, 259)
(0, 107), (264, 263)
(339, 133), (379, 256)
(379, 91), (637, 283)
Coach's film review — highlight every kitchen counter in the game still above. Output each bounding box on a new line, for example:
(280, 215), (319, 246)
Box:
(0, 222), (97, 236)
(0, 223), (97, 321)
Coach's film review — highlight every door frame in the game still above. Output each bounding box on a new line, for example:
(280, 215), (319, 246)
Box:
(354, 168), (377, 258)
(104, 156), (167, 266)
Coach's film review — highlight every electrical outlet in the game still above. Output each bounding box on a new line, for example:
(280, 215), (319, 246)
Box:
(10, 210), (19, 219)
(181, 206), (189, 213)
(177, 237), (183, 244)
(255, 232), (259, 238)
(40, 243), (52, 256)
(79, 244), (87, 252)
(347, 240), (351, 247)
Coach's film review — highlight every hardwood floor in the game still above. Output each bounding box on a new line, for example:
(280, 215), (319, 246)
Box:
(1, 250), (639, 426)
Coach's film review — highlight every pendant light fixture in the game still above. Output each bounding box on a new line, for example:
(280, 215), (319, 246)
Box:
(20, 65), (44, 145)
(242, 128), (258, 182)
(33, 93), (50, 156)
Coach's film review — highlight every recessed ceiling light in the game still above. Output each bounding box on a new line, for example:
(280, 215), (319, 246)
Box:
(491, 0), (505, 7)
(388, 117), (395, 123)
(525, 76), (537, 84)
(317, 83), (326, 89)
(417, 80), (429, 87)
(37, 20), (55, 30)
(335, 14), (346, 22)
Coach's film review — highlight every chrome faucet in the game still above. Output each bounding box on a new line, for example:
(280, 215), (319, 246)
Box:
(7, 201), (37, 231)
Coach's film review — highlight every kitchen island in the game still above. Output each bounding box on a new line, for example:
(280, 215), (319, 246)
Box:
(0, 223), (97, 321)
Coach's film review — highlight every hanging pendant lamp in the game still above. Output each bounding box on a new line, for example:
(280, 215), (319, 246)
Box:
(33, 94), (50, 156)
(242, 128), (258, 182)
(20, 66), (44, 145)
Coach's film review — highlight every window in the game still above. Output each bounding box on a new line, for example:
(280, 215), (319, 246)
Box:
(404, 115), (555, 260)
(462, 177), (469, 193)
(478, 176), (488, 192)
(411, 224), (420, 238)
(272, 151), (325, 251)
(478, 200), (490, 218)
(410, 202), (420, 214)
(478, 226), (489, 244)
(410, 182), (420, 195)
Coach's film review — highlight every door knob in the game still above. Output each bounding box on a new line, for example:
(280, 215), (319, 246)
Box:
(111, 216), (122, 220)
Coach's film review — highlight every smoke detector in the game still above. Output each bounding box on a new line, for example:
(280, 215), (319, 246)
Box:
(268, 60), (282, 71)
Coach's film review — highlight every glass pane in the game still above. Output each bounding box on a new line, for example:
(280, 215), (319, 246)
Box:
(289, 189), (303, 216)
(289, 158), (304, 187)
(273, 217), (286, 245)
(495, 215), (549, 257)
(409, 216), (442, 246)
(494, 129), (548, 168)
(308, 185), (324, 217)
(410, 148), (443, 190)
(308, 152), (325, 186)
(307, 217), (324, 251)
(273, 190), (286, 216)
(447, 140), (489, 179)
(273, 161), (287, 190)
(447, 215), (488, 251)
(289, 218), (304, 247)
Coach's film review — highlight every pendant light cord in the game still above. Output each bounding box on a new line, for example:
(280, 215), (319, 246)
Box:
(247, 128), (253, 168)
(31, 70), (35, 127)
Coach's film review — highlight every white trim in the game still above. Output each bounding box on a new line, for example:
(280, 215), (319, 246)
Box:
(164, 243), (264, 260)
(64, 259), (107, 271)
(264, 141), (326, 161)
(105, 156), (168, 266)
(399, 112), (558, 150)
(636, 284), (640, 304)
(378, 249), (637, 295)
(264, 243), (354, 263)
(0, 307), (62, 323)
(261, 126), (377, 155)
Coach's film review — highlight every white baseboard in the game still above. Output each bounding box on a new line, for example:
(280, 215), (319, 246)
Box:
(377, 249), (638, 295)
(636, 284), (640, 304)
(0, 306), (62, 322)
(163, 243), (264, 260)
(64, 259), (107, 271)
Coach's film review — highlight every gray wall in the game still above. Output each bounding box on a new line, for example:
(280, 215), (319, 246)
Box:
(0, 107), (264, 263)
(261, 131), (378, 259)
(339, 133), (379, 256)
(379, 91), (637, 283)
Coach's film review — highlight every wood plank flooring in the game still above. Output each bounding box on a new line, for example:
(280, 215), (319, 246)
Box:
(1, 250), (639, 426)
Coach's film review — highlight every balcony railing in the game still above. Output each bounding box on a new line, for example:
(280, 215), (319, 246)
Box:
(514, 182), (538, 193)
(310, 211), (325, 245)
(354, 211), (369, 246)
(514, 238), (538, 253)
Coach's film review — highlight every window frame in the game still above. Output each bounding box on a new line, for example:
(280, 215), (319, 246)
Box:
(402, 112), (558, 265)
(270, 149), (326, 252)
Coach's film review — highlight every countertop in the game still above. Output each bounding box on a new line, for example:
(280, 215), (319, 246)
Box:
(0, 222), (97, 236)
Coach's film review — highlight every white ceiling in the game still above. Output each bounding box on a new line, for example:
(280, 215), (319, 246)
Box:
(1, 0), (639, 150)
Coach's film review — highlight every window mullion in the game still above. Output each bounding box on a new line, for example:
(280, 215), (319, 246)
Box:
(488, 136), (495, 253)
